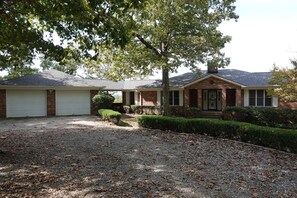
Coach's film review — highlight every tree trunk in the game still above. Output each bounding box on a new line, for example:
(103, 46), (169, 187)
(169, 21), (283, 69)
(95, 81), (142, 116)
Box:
(162, 67), (170, 116)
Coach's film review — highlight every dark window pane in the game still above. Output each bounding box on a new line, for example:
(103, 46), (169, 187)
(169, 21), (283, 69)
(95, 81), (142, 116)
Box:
(169, 91), (173, 105)
(130, 92), (135, 105)
(249, 90), (255, 106)
(174, 91), (179, 106)
(257, 90), (264, 106)
(265, 91), (272, 106)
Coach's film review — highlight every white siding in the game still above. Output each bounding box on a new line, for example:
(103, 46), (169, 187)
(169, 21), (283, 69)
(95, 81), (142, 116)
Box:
(179, 90), (183, 106)
(244, 89), (249, 107)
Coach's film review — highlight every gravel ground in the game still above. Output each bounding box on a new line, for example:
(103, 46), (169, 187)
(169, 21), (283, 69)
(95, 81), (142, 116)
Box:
(0, 116), (296, 198)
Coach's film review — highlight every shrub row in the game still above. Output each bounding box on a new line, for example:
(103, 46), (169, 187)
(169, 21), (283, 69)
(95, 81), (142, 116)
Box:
(222, 106), (297, 129)
(124, 105), (201, 117)
(98, 109), (121, 124)
(138, 115), (297, 153)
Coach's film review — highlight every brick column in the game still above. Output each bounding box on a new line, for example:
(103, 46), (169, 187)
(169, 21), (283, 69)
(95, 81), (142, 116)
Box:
(197, 89), (202, 109)
(222, 88), (226, 108)
(90, 90), (98, 115)
(0, 89), (6, 118)
(47, 90), (56, 116)
(236, 89), (242, 106)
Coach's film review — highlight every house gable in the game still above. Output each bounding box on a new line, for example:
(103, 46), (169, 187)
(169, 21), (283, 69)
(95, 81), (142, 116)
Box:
(184, 74), (244, 89)
(184, 75), (243, 109)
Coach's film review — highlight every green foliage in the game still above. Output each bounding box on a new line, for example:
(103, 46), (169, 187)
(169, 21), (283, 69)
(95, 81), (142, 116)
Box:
(123, 105), (131, 113)
(92, 93), (115, 110)
(130, 105), (201, 117)
(0, 0), (146, 77)
(98, 109), (121, 124)
(269, 59), (297, 102)
(169, 106), (201, 117)
(3, 65), (38, 80)
(222, 106), (297, 129)
(88, 0), (238, 115)
(138, 116), (297, 153)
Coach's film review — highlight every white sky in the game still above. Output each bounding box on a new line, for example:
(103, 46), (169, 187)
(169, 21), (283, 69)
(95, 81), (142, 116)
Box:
(165, 0), (297, 79)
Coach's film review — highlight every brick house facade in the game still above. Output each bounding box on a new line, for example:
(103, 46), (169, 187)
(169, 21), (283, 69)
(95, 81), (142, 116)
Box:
(1, 69), (297, 118)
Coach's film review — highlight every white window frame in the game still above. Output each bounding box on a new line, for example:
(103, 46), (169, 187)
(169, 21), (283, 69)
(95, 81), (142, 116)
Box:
(248, 89), (272, 107)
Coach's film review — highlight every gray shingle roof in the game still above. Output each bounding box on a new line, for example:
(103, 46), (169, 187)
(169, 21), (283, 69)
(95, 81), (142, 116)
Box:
(0, 69), (157, 90)
(0, 69), (273, 90)
(139, 69), (273, 88)
(0, 70), (103, 88)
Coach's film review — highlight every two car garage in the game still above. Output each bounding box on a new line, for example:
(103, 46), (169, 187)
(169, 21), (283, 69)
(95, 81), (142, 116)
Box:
(6, 90), (91, 118)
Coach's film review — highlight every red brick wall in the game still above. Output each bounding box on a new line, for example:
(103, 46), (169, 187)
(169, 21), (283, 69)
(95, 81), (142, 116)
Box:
(279, 101), (297, 110)
(0, 89), (6, 118)
(90, 90), (98, 115)
(141, 91), (157, 106)
(184, 77), (242, 108)
(47, 90), (56, 116)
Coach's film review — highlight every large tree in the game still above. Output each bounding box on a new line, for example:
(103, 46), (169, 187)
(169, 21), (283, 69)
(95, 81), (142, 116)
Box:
(0, 0), (145, 76)
(94, 0), (238, 115)
(269, 59), (297, 102)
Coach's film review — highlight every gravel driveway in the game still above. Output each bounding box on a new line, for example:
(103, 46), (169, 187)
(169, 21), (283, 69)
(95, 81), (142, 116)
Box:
(0, 116), (296, 197)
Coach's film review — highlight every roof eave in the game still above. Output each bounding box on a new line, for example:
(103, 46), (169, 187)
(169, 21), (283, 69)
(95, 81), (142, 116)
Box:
(182, 74), (245, 88)
(0, 85), (105, 90)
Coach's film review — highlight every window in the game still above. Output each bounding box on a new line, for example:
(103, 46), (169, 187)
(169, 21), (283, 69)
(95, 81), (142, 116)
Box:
(129, 91), (135, 105)
(161, 91), (180, 106)
(249, 90), (256, 106)
(249, 90), (272, 107)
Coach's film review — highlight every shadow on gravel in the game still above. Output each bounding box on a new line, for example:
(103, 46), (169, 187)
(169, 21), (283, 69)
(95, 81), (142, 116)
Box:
(0, 122), (296, 197)
(0, 125), (206, 197)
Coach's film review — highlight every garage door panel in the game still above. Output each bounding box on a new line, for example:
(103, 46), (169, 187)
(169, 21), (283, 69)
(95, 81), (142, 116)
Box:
(6, 90), (47, 117)
(56, 90), (90, 116)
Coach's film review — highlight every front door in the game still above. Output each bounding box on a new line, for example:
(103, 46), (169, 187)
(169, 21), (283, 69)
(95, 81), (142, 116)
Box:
(208, 90), (217, 110)
(202, 90), (222, 111)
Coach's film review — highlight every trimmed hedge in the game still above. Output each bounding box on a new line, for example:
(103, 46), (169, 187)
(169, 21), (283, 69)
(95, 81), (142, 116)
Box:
(223, 106), (297, 129)
(138, 115), (297, 153)
(98, 109), (121, 124)
(129, 105), (201, 117)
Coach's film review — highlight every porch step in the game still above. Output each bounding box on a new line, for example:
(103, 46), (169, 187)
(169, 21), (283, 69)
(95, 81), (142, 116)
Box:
(199, 111), (222, 119)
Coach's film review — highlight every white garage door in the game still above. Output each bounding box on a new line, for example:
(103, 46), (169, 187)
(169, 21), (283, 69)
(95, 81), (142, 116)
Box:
(56, 90), (90, 116)
(6, 90), (47, 118)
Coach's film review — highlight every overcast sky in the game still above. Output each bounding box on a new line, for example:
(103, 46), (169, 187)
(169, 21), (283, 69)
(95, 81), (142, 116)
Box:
(166, 0), (297, 78)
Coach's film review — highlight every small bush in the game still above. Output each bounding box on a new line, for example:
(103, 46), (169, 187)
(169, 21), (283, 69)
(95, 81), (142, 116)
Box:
(138, 115), (297, 153)
(98, 109), (121, 124)
(123, 105), (131, 113)
(92, 93), (115, 110)
(223, 106), (297, 129)
(129, 105), (201, 117)
(184, 107), (201, 118)
(112, 103), (125, 113)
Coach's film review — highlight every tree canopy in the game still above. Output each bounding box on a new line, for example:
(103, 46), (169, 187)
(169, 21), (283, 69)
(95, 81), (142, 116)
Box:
(269, 59), (297, 102)
(92, 0), (238, 115)
(0, 0), (145, 76)
(1, 0), (238, 115)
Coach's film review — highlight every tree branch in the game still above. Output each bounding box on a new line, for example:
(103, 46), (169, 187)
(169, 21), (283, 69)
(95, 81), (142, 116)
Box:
(133, 33), (161, 57)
